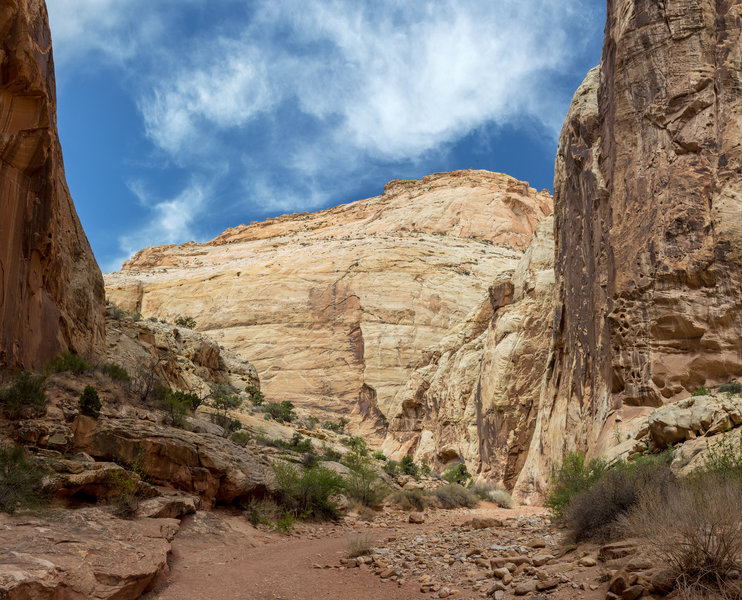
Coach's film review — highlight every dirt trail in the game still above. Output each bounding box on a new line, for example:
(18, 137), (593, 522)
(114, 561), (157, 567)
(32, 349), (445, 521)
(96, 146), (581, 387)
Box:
(146, 505), (605, 600)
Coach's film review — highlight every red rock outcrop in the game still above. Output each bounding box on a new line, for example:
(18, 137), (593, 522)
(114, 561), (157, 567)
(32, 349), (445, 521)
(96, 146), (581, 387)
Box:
(0, 0), (105, 371)
(517, 0), (742, 497)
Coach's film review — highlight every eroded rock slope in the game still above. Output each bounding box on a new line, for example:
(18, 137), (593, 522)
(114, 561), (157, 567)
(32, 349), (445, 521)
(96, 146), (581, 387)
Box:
(106, 171), (552, 444)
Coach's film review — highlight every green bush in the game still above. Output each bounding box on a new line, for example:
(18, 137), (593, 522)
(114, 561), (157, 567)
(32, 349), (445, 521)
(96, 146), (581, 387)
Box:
(0, 371), (47, 419)
(383, 460), (400, 476)
(45, 351), (91, 375)
(718, 381), (742, 395)
(108, 304), (129, 320)
(562, 454), (675, 541)
(389, 489), (427, 511)
(343, 448), (387, 507)
(285, 432), (312, 453)
(419, 459), (431, 476)
(108, 469), (142, 519)
(442, 463), (472, 486)
(692, 385), (710, 397)
(545, 452), (606, 519)
(265, 400), (296, 423)
(99, 363), (131, 382)
(273, 462), (345, 520)
(305, 416), (319, 429)
(323, 417), (349, 433)
(0, 446), (48, 514)
(400, 456), (418, 477)
(174, 316), (197, 328)
(432, 484), (479, 509)
(321, 445), (342, 462)
(346, 437), (368, 456)
(245, 384), (265, 406)
(231, 431), (252, 447)
(703, 430), (742, 478)
(78, 385), (102, 418)
(372, 450), (387, 461)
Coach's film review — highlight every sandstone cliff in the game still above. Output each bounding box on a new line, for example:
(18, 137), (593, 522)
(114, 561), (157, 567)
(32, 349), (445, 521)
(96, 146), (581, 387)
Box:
(106, 171), (552, 444)
(0, 0), (105, 371)
(383, 216), (555, 487)
(516, 0), (742, 497)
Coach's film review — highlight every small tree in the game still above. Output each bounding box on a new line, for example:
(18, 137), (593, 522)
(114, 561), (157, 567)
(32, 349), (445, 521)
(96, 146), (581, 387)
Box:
(443, 463), (472, 486)
(0, 371), (47, 419)
(245, 384), (265, 406)
(79, 385), (102, 418)
(209, 384), (243, 434)
(0, 446), (48, 514)
(400, 455), (418, 477)
(265, 400), (296, 423)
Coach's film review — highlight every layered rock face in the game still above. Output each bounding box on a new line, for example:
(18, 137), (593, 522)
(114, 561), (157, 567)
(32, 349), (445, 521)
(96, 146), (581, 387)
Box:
(106, 171), (552, 442)
(384, 217), (555, 486)
(0, 0), (105, 371)
(516, 0), (742, 496)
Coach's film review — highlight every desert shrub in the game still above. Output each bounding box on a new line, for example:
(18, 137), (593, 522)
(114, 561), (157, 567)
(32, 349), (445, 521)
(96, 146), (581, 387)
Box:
(718, 381), (742, 395)
(99, 362), (131, 383)
(346, 437), (368, 456)
(562, 453), (675, 541)
(545, 452), (606, 519)
(245, 384), (264, 406)
(432, 484), (479, 509)
(174, 315), (197, 329)
(442, 463), (472, 486)
(108, 469), (142, 519)
(272, 462), (345, 520)
(692, 385), (710, 397)
(400, 456), (419, 477)
(321, 445), (342, 462)
(130, 310), (142, 321)
(343, 449), (387, 507)
(383, 460), (400, 476)
(245, 498), (283, 527)
(208, 384), (242, 433)
(265, 400), (296, 423)
(78, 385), (102, 418)
(0, 446), (48, 514)
(347, 534), (374, 557)
(471, 481), (513, 508)
(108, 304), (129, 320)
(703, 429), (742, 479)
(389, 489), (427, 511)
(231, 431), (252, 447)
(419, 459), (431, 476)
(0, 370), (47, 419)
(305, 416), (319, 429)
(284, 432), (312, 453)
(372, 450), (387, 461)
(620, 473), (742, 596)
(323, 417), (349, 433)
(301, 451), (318, 468)
(154, 384), (200, 427)
(45, 351), (91, 375)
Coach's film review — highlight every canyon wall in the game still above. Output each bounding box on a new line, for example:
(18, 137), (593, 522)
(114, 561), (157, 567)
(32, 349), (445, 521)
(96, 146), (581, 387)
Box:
(106, 171), (552, 443)
(516, 0), (742, 497)
(0, 0), (105, 371)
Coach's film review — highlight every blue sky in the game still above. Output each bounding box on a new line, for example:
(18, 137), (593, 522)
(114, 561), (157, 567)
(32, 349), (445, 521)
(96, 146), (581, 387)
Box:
(47, 0), (606, 272)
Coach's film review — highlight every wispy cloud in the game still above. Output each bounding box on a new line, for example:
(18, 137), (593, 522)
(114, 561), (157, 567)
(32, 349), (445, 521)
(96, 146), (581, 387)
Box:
(48, 0), (604, 268)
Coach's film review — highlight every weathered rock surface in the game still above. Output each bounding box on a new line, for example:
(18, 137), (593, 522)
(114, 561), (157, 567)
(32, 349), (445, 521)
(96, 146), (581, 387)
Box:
(0, 0), (105, 372)
(106, 171), (552, 443)
(0, 508), (178, 599)
(384, 216), (555, 485)
(517, 1), (742, 496)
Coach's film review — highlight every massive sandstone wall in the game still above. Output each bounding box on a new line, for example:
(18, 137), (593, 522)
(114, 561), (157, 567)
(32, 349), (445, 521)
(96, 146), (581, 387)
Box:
(106, 171), (552, 442)
(516, 0), (742, 497)
(384, 216), (555, 487)
(0, 0), (105, 371)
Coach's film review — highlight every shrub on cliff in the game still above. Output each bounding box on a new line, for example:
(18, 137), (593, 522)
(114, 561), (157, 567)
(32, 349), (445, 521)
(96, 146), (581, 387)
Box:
(154, 384), (200, 427)
(245, 384), (264, 406)
(400, 455), (418, 477)
(45, 351), (91, 375)
(174, 315), (197, 329)
(703, 429), (742, 479)
(0, 446), (49, 514)
(99, 362), (131, 383)
(265, 400), (296, 423)
(718, 381), (742, 395)
(343, 447), (387, 507)
(78, 385), (102, 418)
(0, 371), (47, 419)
